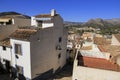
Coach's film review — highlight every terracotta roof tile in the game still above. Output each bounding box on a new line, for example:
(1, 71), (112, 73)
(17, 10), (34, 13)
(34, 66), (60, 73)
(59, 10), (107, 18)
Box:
(78, 56), (120, 71)
(94, 37), (109, 45)
(34, 14), (52, 18)
(10, 29), (37, 41)
(34, 14), (58, 18)
(102, 45), (120, 57)
(0, 38), (10, 47)
(98, 45), (107, 52)
(81, 46), (92, 50)
(114, 34), (120, 42)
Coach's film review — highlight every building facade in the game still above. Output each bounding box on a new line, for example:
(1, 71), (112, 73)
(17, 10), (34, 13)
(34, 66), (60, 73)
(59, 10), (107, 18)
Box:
(0, 10), (67, 80)
(0, 13), (31, 41)
(72, 33), (120, 80)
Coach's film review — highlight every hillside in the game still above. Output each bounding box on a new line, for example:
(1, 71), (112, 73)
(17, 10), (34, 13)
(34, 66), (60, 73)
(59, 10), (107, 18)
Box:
(66, 18), (120, 35)
(0, 11), (31, 19)
(84, 18), (120, 28)
(64, 21), (83, 26)
(65, 18), (120, 28)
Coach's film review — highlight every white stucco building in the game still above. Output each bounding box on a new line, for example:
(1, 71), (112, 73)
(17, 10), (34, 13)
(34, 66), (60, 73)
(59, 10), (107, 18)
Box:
(73, 51), (120, 80)
(0, 10), (67, 80)
(72, 35), (120, 80)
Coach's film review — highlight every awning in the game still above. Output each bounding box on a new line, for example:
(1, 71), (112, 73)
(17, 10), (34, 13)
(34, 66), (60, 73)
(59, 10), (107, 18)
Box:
(0, 18), (11, 22)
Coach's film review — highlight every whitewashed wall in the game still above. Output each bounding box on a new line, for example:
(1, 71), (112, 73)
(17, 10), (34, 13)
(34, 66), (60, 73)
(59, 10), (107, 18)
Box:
(0, 46), (11, 61)
(42, 23), (53, 28)
(73, 59), (120, 80)
(10, 39), (31, 79)
(31, 17), (37, 27)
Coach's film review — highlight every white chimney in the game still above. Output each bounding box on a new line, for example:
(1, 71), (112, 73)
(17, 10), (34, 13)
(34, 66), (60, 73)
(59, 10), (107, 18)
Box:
(51, 9), (56, 16)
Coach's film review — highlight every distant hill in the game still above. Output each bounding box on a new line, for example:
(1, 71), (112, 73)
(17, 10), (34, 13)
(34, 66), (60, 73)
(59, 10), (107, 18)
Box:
(64, 21), (83, 26)
(105, 18), (120, 25)
(85, 18), (120, 28)
(0, 11), (31, 19)
(0, 12), (119, 28)
(65, 18), (120, 28)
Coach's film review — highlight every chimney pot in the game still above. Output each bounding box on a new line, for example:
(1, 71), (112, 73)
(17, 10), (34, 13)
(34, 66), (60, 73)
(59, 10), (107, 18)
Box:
(51, 9), (56, 16)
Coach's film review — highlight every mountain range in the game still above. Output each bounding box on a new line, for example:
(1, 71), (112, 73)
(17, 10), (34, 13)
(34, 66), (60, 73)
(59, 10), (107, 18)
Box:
(65, 18), (120, 28)
(0, 11), (120, 28)
(0, 11), (31, 19)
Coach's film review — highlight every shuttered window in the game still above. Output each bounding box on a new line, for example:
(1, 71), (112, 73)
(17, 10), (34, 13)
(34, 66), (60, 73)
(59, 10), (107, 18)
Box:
(15, 44), (22, 55)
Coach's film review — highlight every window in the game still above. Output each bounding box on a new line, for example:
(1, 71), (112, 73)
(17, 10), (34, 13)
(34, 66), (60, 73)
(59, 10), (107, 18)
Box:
(56, 45), (61, 50)
(6, 20), (12, 25)
(109, 55), (112, 58)
(2, 46), (6, 50)
(58, 37), (62, 43)
(58, 53), (61, 59)
(38, 21), (42, 27)
(14, 44), (22, 55)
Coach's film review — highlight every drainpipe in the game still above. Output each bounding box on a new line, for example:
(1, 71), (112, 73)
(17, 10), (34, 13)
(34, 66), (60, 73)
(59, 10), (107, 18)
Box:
(10, 45), (19, 79)
(15, 54), (19, 78)
(10, 46), (12, 78)
(10, 46), (12, 67)
(12, 19), (15, 25)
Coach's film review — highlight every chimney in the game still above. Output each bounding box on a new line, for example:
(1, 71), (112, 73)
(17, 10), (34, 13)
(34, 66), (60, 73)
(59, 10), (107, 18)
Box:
(51, 9), (56, 16)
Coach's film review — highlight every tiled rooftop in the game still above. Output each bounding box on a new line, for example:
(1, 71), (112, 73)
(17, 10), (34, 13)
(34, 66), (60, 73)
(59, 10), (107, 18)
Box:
(102, 45), (120, 57)
(0, 38), (10, 47)
(114, 34), (120, 42)
(78, 56), (120, 71)
(94, 37), (110, 45)
(98, 45), (107, 52)
(0, 14), (30, 19)
(78, 34), (120, 72)
(34, 14), (52, 18)
(81, 46), (92, 50)
(10, 29), (37, 41)
(34, 14), (58, 18)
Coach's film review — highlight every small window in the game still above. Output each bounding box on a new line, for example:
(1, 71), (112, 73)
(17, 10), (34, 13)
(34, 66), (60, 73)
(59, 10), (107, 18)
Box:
(2, 46), (6, 50)
(15, 44), (22, 55)
(56, 45), (61, 50)
(109, 55), (112, 58)
(58, 53), (61, 59)
(38, 21), (42, 27)
(58, 37), (62, 43)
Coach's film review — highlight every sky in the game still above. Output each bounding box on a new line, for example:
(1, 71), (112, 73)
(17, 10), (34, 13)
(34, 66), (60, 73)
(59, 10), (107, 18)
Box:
(0, 0), (120, 22)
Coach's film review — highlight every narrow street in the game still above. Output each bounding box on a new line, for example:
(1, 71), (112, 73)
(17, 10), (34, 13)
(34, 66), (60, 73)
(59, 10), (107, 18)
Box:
(0, 73), (10, 80)
(49, 64), (73, 80)
(0, 68), (10, 80)
(0, 64), (73, 80)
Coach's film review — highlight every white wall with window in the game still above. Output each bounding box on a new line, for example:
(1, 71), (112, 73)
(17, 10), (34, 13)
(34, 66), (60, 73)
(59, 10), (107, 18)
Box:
(10, 39), (31, 79)
(0, 46), (11, 61)
(42, 23), (54, 28)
